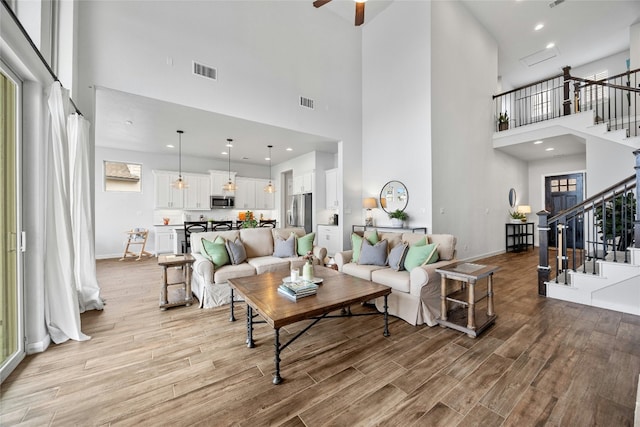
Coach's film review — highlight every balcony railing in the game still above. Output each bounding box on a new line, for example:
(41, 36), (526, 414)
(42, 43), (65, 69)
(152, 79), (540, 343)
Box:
(493, 66), (640, 137)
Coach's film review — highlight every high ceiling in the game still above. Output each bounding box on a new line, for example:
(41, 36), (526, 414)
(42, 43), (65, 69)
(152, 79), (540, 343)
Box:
(95, 1), (639, 164)
(461, 0), (640, 90)
(95, 87), (339, 166)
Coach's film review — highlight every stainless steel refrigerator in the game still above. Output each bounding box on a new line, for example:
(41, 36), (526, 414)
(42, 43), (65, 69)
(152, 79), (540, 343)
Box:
(287, 193), (312, 234)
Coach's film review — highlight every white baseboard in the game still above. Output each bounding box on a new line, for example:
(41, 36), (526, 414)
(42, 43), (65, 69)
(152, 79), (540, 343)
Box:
(26, 334), (51, 354)
(96, 253), (124, 260)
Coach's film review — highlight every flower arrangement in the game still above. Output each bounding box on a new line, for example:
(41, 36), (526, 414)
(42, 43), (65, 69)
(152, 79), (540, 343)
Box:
(240, 210), (258, 228)
(303, 251), (314, 264)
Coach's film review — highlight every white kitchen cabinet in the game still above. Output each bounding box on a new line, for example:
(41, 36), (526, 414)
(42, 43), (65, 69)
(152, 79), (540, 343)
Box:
(317, 225), (341, 257)
(210, 170), (236, 196)
(154, 226), (176, 255)
(154, 171), (184, 209)
(234, 177), (256, 210)
(255, 178), (275, 210)
(293, 172), (313, 194)
(325, 168), (338, 209)
(183, 173), (211, 210)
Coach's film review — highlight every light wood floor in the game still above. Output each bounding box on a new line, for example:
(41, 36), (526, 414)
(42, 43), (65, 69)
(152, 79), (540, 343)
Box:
(2, 250), (639, 426)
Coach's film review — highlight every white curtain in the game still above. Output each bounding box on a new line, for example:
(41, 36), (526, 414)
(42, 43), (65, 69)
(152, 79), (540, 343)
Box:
(68, 113), (104, 312)
(44, 82), (89, 343)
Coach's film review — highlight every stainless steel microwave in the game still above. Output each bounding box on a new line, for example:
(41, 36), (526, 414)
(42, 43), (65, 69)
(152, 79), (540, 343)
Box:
(210, 196), (235, 209)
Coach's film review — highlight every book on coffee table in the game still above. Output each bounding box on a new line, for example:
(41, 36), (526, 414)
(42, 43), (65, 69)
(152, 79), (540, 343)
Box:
(277, 286), (317, 301)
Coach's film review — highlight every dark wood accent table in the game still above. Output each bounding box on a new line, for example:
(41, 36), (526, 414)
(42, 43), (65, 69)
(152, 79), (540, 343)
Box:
(157, 254), (195, 310)
(435, 262), (499, 338)
(228, 266), (392, 385)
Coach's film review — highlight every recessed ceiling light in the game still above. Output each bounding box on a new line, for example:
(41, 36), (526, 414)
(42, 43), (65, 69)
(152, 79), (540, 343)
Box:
(286, 147), (293, 151)
(546, 42), (555, 49)
(265, 157), (271, 161)
(545, 147), (555, 151)
(534, 140), (543, 144)
(534, 23), (544, 31)
(222, 151), (228, 155)
(166, 144), (174, 148)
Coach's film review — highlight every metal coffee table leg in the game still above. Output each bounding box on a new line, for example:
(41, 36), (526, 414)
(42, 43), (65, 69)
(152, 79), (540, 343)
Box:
(230, 288), (236, 322)
(246, 305), (255, 348)
(383, 294), (390, 337)
(273, 328), (282, 385)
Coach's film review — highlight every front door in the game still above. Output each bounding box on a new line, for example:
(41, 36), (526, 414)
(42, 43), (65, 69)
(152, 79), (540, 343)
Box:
(545, 173), (585, 249)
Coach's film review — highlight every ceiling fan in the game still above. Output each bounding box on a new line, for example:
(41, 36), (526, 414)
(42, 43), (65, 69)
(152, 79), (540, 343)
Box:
(313, 0), (366, 27)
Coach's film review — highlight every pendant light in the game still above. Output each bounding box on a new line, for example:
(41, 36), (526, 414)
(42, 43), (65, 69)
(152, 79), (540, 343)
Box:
(222, 138), (237, 192)
(264, 145), (275, 193)
(173, 130), (188, 189)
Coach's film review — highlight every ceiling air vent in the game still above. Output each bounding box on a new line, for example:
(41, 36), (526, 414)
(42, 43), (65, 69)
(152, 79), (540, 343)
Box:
(192, 61), (217, 81)
(299, 96), (315, 110)
(519, 46), (560, 67)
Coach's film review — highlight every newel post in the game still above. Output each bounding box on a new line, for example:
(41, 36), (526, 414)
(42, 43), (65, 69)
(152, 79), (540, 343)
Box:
(537, 210), (550, 296)
(563, 66), (572, 116)
(634, 149), (640, 248)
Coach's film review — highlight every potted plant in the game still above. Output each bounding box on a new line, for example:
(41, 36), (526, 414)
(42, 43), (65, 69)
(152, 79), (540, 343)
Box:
(389, 209), (407, 228)
(498, 111), (509, 131)
(509, 210), (526, 223)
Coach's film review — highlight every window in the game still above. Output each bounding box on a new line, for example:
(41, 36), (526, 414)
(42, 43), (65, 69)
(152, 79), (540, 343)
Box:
(550, 178), (577, 193)
(104, 161), (142, 192)
(532, 90), (551, 119)
(583, 70), (608, 104)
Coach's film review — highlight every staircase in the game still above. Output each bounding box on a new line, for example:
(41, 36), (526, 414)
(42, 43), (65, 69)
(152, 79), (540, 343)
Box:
(493, 66), (640, 315)
(546, 248), (640, 315)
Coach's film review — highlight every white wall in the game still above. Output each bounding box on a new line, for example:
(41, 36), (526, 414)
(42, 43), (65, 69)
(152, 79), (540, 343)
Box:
(431, 1), (524, 260)
(362, 1), (432, 230)
(77, 0), (363, 254)
(571, 49), (630, 80)
(586, 136), (636, 195)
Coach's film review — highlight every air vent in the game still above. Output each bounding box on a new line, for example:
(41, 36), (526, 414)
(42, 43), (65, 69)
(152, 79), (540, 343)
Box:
(299, 96), (315, 110)
(519, 46), (559, 67)
(192, 61), (217, 81)
(548, 0), (565, 8)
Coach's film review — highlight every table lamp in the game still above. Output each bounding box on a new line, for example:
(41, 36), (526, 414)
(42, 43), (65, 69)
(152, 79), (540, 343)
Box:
(363, 197), (378, 226)
(517, 205), (531, 221)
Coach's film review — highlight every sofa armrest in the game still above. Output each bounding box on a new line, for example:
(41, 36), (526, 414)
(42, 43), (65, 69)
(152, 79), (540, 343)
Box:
(313, 245), (327, 265)
(410, 259), (458, 296)
(335, 250), (353, 272)
(192, 253), (214, 285)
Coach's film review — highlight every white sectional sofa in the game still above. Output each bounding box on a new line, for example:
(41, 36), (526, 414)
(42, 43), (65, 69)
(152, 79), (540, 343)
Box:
(189, 227), (326, 308)
(335, 230), (457, 326)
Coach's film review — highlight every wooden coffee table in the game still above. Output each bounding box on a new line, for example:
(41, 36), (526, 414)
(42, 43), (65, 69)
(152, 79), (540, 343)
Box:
(228, 266), (392, 384)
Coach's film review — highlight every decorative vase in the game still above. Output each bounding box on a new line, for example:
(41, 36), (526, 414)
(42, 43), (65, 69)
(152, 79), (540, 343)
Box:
(390, 218), (403, 228)
(303, 262), (314, 281)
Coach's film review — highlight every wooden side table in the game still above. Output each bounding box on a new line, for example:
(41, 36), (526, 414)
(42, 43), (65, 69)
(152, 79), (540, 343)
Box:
(435, 262), (499, 338)
(157, 254), (195, 310)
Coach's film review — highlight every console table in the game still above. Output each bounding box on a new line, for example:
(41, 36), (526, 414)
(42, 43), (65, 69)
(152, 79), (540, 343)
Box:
(352, 225), (427, 234)
(505, 222), (534, 253)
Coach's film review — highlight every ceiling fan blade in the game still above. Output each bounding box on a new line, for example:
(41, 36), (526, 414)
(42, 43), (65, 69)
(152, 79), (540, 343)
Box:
(355, 2), (365, 26)
(313, 0), (332, 8)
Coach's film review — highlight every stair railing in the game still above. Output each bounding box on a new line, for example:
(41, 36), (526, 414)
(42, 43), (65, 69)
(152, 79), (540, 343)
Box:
(537, 151), (640, 296)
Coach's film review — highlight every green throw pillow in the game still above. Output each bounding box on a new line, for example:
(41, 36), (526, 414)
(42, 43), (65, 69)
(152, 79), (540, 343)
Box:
(296, 232), (316, 256)
(404, 243), (438, 271)
(201, 236), (229, 268)
(351, 231), (379, 263)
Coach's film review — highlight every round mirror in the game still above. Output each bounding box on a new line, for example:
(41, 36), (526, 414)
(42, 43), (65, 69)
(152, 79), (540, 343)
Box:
(379, 181), (409, 214)
(508, 188), (517, 208)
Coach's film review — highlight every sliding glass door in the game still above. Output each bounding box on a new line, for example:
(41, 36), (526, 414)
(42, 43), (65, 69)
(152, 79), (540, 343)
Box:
(0, 67), (24, 382)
